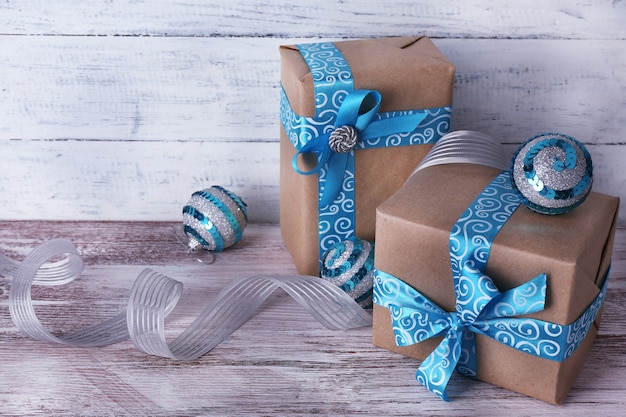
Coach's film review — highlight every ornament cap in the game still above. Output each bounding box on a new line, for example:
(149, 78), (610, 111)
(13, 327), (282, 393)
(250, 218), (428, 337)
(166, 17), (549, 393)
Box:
(187, 237), (201, 252)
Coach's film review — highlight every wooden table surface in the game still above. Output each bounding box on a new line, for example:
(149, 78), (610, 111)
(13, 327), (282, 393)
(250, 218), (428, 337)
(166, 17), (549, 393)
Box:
(1, 221), (625, 416)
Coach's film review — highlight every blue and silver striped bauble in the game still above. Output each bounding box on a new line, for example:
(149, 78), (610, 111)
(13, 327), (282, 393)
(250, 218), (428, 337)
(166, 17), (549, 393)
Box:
(510, 133), (593, 215)
(182, 186), (248, 252)
(320, 236), (375, 309)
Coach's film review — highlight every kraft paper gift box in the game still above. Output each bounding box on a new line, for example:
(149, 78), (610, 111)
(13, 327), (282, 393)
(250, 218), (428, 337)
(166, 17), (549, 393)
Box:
(279, 36), (455, 276)
(372, 143), (619, 404)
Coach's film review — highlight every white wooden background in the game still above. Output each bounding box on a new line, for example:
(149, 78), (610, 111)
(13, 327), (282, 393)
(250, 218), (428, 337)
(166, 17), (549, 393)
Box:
(1, 1), (625, 224)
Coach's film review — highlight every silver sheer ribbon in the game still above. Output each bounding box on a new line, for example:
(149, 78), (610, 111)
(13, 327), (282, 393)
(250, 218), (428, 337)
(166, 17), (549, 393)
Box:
(412, 130), (508, 175)
(1, 238), (372, 359)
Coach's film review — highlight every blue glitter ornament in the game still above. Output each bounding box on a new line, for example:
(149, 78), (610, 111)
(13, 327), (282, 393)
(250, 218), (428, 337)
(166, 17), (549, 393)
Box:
(182, 186), (248, 252)
(320, 236), (375, 309)
(510, 133), (593, 215)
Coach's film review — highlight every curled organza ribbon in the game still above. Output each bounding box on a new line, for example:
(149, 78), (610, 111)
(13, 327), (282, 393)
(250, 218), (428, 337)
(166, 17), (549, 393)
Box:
(0, 239), (372, 358)
(411, 130), (510, 175)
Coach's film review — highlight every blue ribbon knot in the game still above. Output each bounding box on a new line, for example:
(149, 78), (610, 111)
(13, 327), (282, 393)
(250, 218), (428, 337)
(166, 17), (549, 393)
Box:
(382, 263), (547, 401)
(291, 89), (426, 207)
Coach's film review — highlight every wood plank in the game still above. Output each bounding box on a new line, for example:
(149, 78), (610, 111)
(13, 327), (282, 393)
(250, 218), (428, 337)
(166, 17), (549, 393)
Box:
(0, 140), (280, 223)
(1, 140), (624, 223)
(1, 0), (624, 39)
(0, 222), (624, 415)
(1, 36), (624, 144)
(437, 39), (626, 145)
(0, 35), (281, 142)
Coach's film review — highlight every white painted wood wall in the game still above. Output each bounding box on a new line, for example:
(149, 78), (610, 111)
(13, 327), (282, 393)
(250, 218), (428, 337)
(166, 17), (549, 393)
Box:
(1, 1), (625, 224)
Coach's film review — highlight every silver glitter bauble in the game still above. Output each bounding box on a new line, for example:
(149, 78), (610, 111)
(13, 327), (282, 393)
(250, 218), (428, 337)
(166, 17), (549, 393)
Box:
(328, 125), (358, 154)
(320, 236), (374, 309)
(510, 133), (593, 215)
(182, 186), (248, 252)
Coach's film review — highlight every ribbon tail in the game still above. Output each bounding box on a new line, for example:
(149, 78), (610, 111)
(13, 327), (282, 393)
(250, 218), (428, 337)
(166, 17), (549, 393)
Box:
(456, 330), (477, 378)
(361, 112), (428, 140)
(319, 152), (350, 207)
(415, 331), (461, 402)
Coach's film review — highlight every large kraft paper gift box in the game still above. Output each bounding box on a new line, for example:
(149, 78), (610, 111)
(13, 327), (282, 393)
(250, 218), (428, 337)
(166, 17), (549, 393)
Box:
(372, 133), (619, 404)
(279, 36), (455, 276)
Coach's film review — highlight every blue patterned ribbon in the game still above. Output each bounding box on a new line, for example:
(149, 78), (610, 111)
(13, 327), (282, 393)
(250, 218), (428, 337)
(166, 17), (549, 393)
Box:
(373, 171), (610, 401)
(280, 42), (452, 265)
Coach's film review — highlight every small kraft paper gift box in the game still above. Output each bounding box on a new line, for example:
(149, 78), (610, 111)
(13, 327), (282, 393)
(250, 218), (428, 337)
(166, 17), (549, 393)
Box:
(279, 36), (455, 276)
(372, 131), (619, 404)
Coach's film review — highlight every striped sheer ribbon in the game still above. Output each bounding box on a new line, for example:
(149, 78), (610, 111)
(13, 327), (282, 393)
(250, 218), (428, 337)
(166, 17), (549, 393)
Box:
(1, 238), (371, 359)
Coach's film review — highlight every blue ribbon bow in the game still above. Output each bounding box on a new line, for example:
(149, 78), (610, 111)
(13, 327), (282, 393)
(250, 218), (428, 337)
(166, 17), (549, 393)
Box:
(376, 265), (547, 401)
(291, 89), (426, 207)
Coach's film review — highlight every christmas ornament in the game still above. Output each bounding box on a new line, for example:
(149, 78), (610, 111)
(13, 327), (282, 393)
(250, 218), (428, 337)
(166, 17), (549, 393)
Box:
(510, 133), (593, 215)
(182, 186), (248, 253)
(320, 236), (375, 309)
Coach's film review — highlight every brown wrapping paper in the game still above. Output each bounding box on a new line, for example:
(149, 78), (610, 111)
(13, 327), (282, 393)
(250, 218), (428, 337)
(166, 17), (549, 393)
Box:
(279, 36), (455, 276)
(372, 163), (619, 404)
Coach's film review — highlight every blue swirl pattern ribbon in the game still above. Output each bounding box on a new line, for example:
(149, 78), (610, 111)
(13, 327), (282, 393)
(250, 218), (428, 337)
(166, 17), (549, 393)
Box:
(373, 171), (610, 401)
(280, 42), (452, 264)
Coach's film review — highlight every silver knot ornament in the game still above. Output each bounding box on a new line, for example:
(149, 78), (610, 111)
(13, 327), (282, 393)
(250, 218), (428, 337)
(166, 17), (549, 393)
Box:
(320, 236), (375, 309)
(510, 133), (593, 215)
(328, 125), (358, 153)
(182, 186), (248, 252)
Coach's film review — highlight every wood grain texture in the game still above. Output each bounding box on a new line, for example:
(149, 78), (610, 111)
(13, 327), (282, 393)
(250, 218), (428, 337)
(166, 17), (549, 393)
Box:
(0, 222), (625, 416)
(1, 0), (625, 39)
(2, 36), (624, 143)
(0, 140), (280, 222)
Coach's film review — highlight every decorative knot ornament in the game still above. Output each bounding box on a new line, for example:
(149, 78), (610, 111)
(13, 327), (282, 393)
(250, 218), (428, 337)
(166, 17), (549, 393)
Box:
(320, 236), (375, 309)
(510, 133), (593, 215)
(182, 186), (248, 253)
(328, 125), (358, 154)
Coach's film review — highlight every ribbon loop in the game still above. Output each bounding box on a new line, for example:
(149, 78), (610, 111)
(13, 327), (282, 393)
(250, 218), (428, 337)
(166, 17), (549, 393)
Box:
(291, 88), (427, 207)
(478, 273), (547, 321)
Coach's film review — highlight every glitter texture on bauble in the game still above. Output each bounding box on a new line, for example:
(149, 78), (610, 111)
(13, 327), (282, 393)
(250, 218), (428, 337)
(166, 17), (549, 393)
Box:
(182, 186), (248, 252)
(320, 236), (375, 309)
(510, 133), (593, 215)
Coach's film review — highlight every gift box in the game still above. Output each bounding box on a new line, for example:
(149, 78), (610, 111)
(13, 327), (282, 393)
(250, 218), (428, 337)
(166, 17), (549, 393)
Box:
(279, 36), (455, 275)
(372, 135), (619, 404)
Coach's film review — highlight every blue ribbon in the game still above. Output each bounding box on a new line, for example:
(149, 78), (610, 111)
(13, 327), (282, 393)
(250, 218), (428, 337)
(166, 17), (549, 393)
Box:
(280, 42), (452, 265)
(373, 171), (610, 401)
(292, 89), (427, 207)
